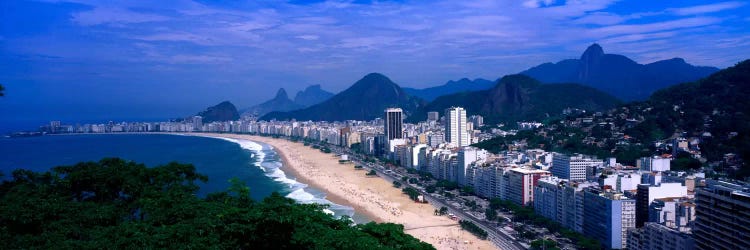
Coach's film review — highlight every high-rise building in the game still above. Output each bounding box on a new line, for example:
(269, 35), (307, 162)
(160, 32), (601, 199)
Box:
(648, 197), (696, 231)
(192, 116), (203, 131)
(534, 176), (597, 233)
(551, 153), (602, 181)
(583, 187), (636, 249)
(456, 147), (488, 186)
(469, 115), (484, 128)
(505, 168), (550, 206)
(384, 108), (403, 141)
(638, 156), (671, 172)
(427, 132), (444, 147)
(427, 111), (440, 122)
(444, 107), (469, 147)
(628, 222), (695, 250)
(636, 182), (687, 227)
(469, 164), (507, 199)
(694, 180), (750, 249)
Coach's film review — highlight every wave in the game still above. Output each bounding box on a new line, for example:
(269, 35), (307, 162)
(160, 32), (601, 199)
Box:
(214, 136), (355, 220)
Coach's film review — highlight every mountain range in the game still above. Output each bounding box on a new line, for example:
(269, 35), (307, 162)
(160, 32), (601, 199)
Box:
(632, 60), (750, 176)
(261, 73), (423, 121)
(411, 74), (620, 123)
(206, 43), (722, 124)
(403, 78), (495, 101)
(521, 44), (718, 101)
(242, 85), (334, 117)
(242, 88), (303, 117)
(294, 84), (335, 107)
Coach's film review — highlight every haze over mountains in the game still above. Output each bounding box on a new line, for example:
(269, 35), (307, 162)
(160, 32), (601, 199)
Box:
(261, 73), (422, 121)
(241, 85), (334, 117)
(195, 101), (239, 123)
(521, 44), (719, 101)
(411, 75), (620, 123)
(242, 88), (303, 117)
(202, 43), (722, 124)
(403, 78), (495, 102)
(294, 85), (335, 107)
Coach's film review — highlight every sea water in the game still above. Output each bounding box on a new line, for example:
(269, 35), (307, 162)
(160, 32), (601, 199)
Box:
(0, 133), (368, 223)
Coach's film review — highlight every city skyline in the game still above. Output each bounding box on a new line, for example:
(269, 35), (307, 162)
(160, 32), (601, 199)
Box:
(2, 0), (749, 126)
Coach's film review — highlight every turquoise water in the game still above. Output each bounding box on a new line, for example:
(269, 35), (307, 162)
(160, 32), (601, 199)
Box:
(0, 133), (367, 223)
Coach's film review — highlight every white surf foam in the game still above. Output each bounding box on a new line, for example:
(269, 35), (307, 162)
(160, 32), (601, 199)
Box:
(215, 136), (356, 220)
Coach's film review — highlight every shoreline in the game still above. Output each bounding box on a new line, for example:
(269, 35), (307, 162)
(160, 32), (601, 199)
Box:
(271, 141), (383, 223)
(189, 133), (496, 250)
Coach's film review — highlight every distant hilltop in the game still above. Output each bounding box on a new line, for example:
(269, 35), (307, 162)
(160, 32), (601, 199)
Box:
(195, 101), (239, 123)
(521, 43), (718, 101)
(262, 73), (422, 121)
(411, 74), (620, 124)
(241, 84), (334, 117)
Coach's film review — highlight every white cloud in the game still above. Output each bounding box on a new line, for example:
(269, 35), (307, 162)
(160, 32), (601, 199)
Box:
(669, 1), (745, 16)
(72, 7), (170, 26)
(296, 35), (320, 41)
(590, 17), (722, 38)
(523, 0), (557, 8)
(573, 12), (625, 25)
(9, 0), (748, 90)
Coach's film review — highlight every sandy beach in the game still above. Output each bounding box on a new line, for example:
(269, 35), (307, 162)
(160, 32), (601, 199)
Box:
(192, 133), (497, 250)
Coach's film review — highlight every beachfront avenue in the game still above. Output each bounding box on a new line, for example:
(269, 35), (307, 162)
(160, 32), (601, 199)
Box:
(326, 141), (525, 250)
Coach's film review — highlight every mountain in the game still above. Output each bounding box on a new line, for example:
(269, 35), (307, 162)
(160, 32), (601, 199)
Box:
(631, 60), (750, 176)
(262, 73), (423, 121)
(412, 74), (620, 123)
(476, 60), (749, 177)
(521, 43), (719, 101)
(293, 84), (334, 107)
(196, 101), (240, 123)
(403, 78), (495, 101)
(242, 88), (303, 117)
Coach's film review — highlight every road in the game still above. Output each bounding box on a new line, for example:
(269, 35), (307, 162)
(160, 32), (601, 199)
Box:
(334, 147), (525, 250)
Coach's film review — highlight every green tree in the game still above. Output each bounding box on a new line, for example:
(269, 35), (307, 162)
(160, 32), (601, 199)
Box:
(672, 151), (702, 171)
(408, 177), (419, 184)
(439, 206), (448, 215)
(530, 239), (558, 250)
(460, 186), (475, 196)
(0, 158), (434, 249)
(485, 208), (498, 221)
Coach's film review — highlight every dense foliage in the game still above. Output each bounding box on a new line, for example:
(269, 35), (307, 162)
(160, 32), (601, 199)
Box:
(0, 158), (434, 249)
(489, 198), (600, 250)
(475, 60), (750, 175)
(474, 128), (651, 165)
(645, 60), (750, 177)
(458, 220), (487, 240)
(530, 239), (559, 250)
(411, 74), (620, 124)
(402, 187), (420, 201)
(521, 43), (718, 101)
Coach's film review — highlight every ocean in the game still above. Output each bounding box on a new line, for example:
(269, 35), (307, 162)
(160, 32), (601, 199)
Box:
(0, 133), (367, 223)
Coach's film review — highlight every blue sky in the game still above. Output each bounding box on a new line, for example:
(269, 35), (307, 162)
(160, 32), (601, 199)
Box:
(1, 0), (749, 129)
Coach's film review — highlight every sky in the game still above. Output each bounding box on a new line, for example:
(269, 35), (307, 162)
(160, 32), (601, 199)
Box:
(1, 0), (749, 130)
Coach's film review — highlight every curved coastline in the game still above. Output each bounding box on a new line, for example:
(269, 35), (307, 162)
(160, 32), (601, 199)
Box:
(187, 133), (497, 250)
(205, 135), (365, 222)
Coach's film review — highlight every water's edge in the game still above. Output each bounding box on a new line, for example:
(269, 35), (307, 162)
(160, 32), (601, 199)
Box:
(206, 136), (369, 224)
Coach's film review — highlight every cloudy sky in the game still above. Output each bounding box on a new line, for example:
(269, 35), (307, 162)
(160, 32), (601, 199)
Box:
(1, 0), (749, 128)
